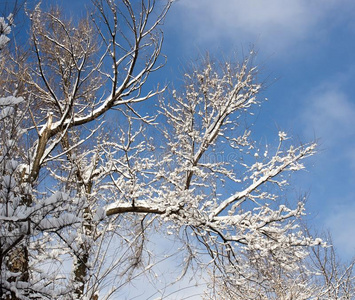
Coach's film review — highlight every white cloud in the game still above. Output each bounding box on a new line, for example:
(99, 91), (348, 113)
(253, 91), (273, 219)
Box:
(300, 80), (355, 259)
(325, 204), (355, 259)
(302, 87), (355, 143)
(301, 81), (355, 176)
(169, 0), (354, 56)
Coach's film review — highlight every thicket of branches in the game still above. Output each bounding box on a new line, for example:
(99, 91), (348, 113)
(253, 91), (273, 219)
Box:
(0, 1), (354, 299)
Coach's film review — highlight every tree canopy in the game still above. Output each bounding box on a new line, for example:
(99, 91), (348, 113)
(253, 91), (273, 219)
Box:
(0, 1), (354, 299)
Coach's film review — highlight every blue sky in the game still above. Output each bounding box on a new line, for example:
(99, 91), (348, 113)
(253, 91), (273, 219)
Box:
(5, 0), (353, 298)
(13, 0), (355, 279)
(19, 0), (354, 259)
(160, 0), (355, 260)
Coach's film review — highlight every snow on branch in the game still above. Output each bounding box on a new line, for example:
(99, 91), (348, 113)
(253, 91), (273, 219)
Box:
(0, 14), (12, 50)
(210, 142), (316, 219)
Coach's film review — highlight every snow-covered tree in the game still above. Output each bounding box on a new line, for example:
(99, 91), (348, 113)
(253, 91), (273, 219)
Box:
(0, 16), (11, 50)
(211, 232), (355, 299)
(1, 1), (173, 298)
(1, 1), (354, 299)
